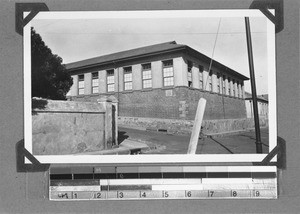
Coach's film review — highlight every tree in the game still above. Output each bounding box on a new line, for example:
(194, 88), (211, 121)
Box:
(31, 27), (73, 100)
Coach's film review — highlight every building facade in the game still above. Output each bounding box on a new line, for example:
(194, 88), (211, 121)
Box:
(245, 92), (268, 119)
(66, 41), (249, 120)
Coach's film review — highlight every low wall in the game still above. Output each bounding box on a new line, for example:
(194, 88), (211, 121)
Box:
(118, 116), (268, 135)
(32, 98), (117, 155)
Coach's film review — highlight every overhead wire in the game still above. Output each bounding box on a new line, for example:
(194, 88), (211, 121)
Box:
(37, 31), (265, 35)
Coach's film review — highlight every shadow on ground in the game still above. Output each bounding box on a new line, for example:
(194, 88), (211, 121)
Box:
(209, 137), (234, 154)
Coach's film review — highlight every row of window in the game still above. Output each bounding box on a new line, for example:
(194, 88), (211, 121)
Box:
(188, 60), (243, 98)
(77, 60), (174, 95)
(76, 59), (243, 98)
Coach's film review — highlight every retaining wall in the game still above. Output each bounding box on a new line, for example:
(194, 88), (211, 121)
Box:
(118, 116), (268, 135)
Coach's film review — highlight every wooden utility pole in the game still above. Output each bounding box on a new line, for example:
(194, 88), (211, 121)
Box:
(187, 98), (207, 154)
(245, 17), (262, 153)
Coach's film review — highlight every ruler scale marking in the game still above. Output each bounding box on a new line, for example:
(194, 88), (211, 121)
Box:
(49, 166), (277, 200)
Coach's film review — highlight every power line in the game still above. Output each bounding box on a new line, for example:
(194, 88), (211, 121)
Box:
(36, 32), (267, 35)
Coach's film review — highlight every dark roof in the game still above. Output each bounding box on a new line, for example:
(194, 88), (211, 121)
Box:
(66, 41), (249, 80)
(260, 94), (269, 101)
(245, 92), (269, 103)
(66, 41), (183, 70)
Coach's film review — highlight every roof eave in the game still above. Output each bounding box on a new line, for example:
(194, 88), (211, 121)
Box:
(185, 46), (249, 81)
(67, 46), (186, 72)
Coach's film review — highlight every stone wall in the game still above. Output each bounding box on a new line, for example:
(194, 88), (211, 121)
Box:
(118, 116), (268, 135)
(32, 98), (117, 155)
(70, 86), (247, 121)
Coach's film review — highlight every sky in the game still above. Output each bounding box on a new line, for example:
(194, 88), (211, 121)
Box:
(30, 11), (274, 95)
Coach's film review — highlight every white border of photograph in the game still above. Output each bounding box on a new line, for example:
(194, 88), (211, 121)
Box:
(24, 9), (276, 164)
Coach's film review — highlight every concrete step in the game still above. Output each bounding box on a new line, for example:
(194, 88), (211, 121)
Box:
(76, 139), (152, 155)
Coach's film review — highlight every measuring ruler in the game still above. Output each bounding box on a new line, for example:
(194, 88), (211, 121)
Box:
(49, 165), (277, 200)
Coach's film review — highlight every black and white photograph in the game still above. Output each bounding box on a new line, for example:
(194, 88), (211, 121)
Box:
(24, 10), (276, 163)
(2, 0), (300, 212)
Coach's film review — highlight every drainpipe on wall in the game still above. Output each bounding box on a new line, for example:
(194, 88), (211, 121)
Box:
(113, 60), (119, 146)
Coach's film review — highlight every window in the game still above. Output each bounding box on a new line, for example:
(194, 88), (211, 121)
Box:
(232, 79), (236, 97)
(217, 73), (221, 94)
(124, 66), (132, 90)
(142, 63), (152, 88)
(241, 83), (244, 98)
(92, 72), (99, 94)
(107, 69), (115, 92)
(237, 81), (240, 98)
(187, 60), (193, 87)
(228, 77), (231, 95)
(162, 60), (174, 87)
(78, 74), (84, 95)
(199, 65), (204, 90)
(208, 71), (212, 92)
(222, 75), (226, 95)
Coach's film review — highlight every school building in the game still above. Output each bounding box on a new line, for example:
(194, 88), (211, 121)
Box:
(66, 41), (249, 121)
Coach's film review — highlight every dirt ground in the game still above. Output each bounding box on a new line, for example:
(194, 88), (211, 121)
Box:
(118, 127), (269, 154)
